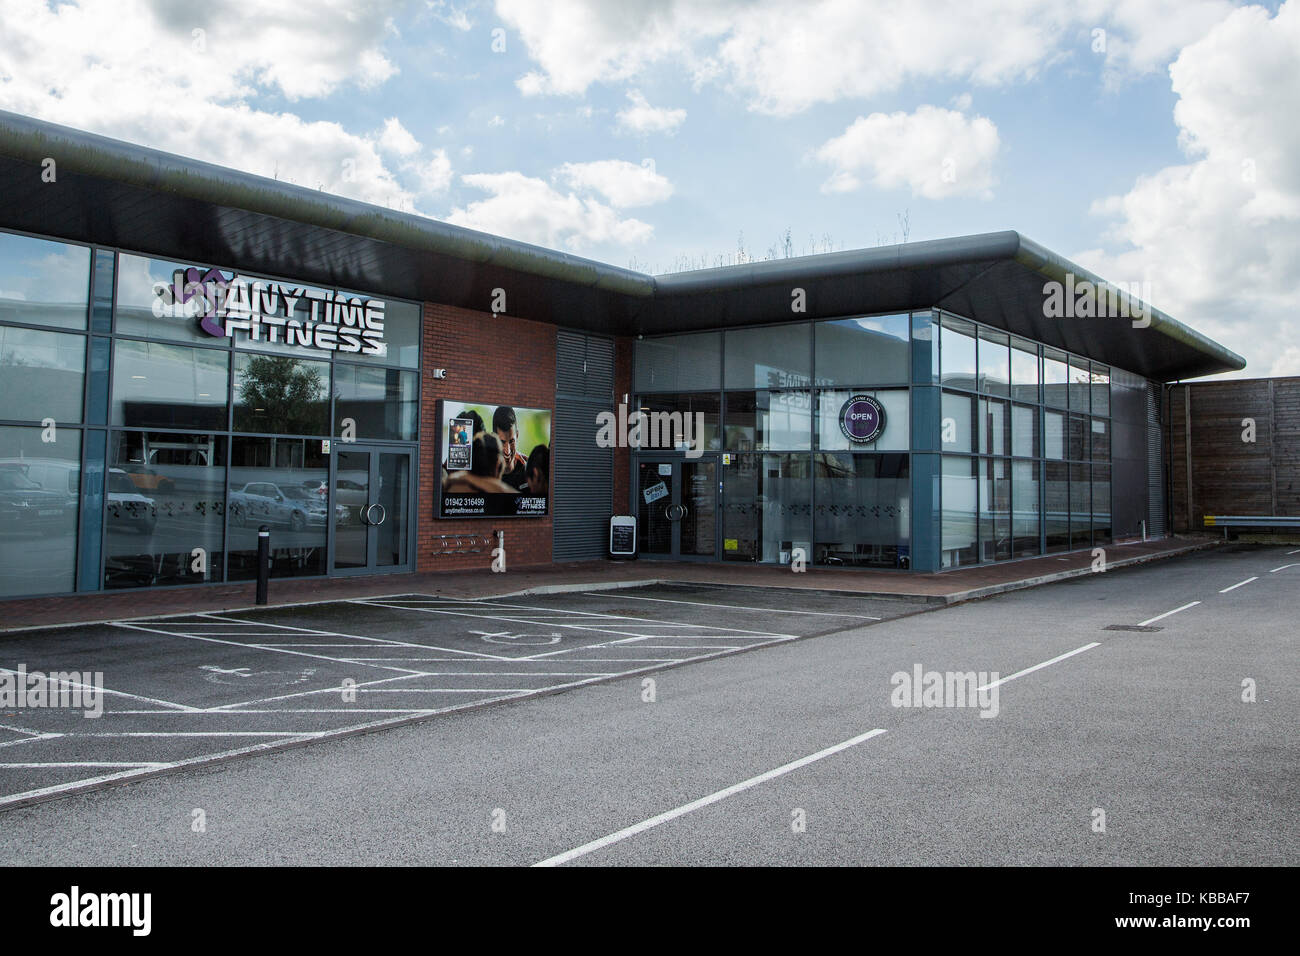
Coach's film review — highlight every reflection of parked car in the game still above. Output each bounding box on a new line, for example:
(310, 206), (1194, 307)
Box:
(107, 468), (156, 534)
(0, 461), (76, 535)
(302, 478), (368, 511)
(229, 482), (332, 531)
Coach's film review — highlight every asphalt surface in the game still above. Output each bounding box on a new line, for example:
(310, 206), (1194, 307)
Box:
(0, 545), (1295, 865)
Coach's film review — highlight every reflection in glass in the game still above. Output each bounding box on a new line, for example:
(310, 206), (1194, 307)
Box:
(722, 453), (811, 563)
(941, 391), (975, 453)
(0, 326), (85, 422)
(639, 393), (721, 451)
(0, 425), (81, 597)
(978, 328), (1010, 396)
(0, 232), (90, 331)
(940, 317), (977, 390)
(104, 431), (226, 589)
(228, 437), (328, 579)
(1043, 348), (1069, 408)
(978, 398), (1010, 456)
(1093, 464), (1112, 545)
(233, 352), (329, 435)
(980, 457), (1011, 562)
(1010, 337), (1039, 404)
(111, 340), (229, 430)
(941, 455), (978, 567)
(634, 332), (721, 392)
(636, 461), (672, 554)
(816, 452), (910, 568)
(1012, 459), (1040, 557)
(816, 389), (908, 452)
(1045, 461), (1070, 553)
(1011, 403), (1039, 458)
(725, 390), (812, 451)
(679, 459), (716, 556)
(1069, 357), (1092, 412)
(114, 253), (228, 345)
(376, 452), (410, 566)
(1091, 363), (1110, 417)
(1071, 462), (1091, 549)
(725, 324), (811, 390)
(334, 364), (418, 441)
(814, 314), (909, 386)
(1090, 417), (1110, 461)
(334, 450), (370, 569)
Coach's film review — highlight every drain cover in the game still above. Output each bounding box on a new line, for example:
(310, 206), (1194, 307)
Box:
(1104, 624), (1163, 632)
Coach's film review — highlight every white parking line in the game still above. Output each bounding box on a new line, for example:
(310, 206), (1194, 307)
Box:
(0, 762), (169, 769)
(1138, 602), (1201, 627)
(1219, 577), (1258, 593)
(1268, 563), (1300, 573)
(976, 643), (1101, 692)
(591, 592), (882, 620)
(0, 665), (202, 713)
(533, 729), (888, 867)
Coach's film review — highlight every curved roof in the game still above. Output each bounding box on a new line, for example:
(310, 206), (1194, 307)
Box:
(0, 109), (1243, 380)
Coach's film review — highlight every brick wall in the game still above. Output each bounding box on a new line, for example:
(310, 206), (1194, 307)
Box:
(418, 303), (557, 572)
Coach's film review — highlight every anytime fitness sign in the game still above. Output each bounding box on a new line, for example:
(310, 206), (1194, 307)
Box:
(838, 394), (886, 444)
(152, 266), (387, 357)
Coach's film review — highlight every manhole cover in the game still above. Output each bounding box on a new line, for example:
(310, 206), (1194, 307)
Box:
(1103, 624), (1163, 632)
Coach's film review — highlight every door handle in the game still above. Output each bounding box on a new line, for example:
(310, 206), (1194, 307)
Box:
(363, 503), (386, 525)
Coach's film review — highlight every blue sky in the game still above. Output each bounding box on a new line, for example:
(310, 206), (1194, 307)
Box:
(1, 0), (1296, 377)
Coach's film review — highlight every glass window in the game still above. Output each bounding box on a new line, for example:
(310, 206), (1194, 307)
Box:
(232, 352), (330, 436)
(334, 365), (418, 442)
(817, 388), (908, 452)
(638, 393), (721, 452)
(1043, 348), (1068, 408)
(940, 316), (977, 390)
(977, 328), (1010, 397)
(725, 390), (812, 451)
(1011, 403), (1039, 458)
(104, 431), (226, 589)
(814, 314), (909, 386)
(635, 332), (720, 392)
(348, 298), (420, 369)
(1069, 357), (1091, 412)
(0, 326), (85, 423)
(1044, 409), (1066, 460)
(980, 458), (1011, 562)
(1044, 461), (1070, 553)
(725, 324), (811, 389)
(1091, 363), (1110, 418)
(912, 312), (939, 385)
(111, 340), (230, 430)
(815, 452), (910, 568)
(228, 437), (328, 579)
(978, 398), (1010, 456)
(1012, 459), (1040, 558)
(0, 425), (81, 597)
(1091, 417), (1111, 462)
(114, 253), (231, 345)
(1068, 414), (1089, 461)
(941, 455), (979, 567)
(722, 453), (812, 564)
(1070, 462), (1091, 549)
(0, 231), (90, 331)
(1010, 337), (1039, 404)
(941, 390), (975, 454)
(1093, 463), (1112, 546)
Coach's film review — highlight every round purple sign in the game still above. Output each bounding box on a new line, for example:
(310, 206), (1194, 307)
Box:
(838, 394), (885, 444)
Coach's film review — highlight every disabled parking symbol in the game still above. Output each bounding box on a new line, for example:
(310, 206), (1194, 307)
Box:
(470, 630), (562, 646)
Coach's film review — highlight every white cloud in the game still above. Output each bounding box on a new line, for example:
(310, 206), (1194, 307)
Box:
(488, 114), (506, 127)
(615, 90), (686, 135)
(378, 117), (422, 157)
(1077, 1), (1300, 378)
(415, 148), (454, 194)
(446, 171), (655, 250)
(427, 0), (473, 31)
(495, 0), (1234, 115)
(814, 106), (1000, 199)
(556, 159), (674, 207)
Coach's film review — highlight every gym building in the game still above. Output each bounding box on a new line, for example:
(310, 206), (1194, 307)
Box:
(0, 110), (1247, 601)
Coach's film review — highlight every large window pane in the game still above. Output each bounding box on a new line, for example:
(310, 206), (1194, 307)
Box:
(349, 299), (420, 369)
(1044, 461), (1070, 553)
(114, 253), (227, 345)
(978, 328), (1010, 397)
(1011, 403), (1039, 458)
(228, 437), (328, 579)
(1012, 459), (1040, 558)
(980, 458), (1011, 562)
(1090, 417), (1111, 462)
(721, 453), (812, 563)
(1091, 363), (1111, 417)
(1045, 409), (1066, 460)
(941, 390), (975, 454)
(1069, 356), (1092, 412)
(635, 332), (720, 392)
(941, 455), (979, 567)
(0, 232), (90, 330)
(638, 393), (721, 452)
(1010, 337), (1039, 404)
(725, 324), (811, 389)
(111, 340), (229, 429)
(0, 326), (85, 423)
(817, 388), (908, 451)
(334, 365), (418, 442)
(815, 452), (910, 568)
(1043, 348), (1069, 408)
(1093, 463), (1112, 546)
(1070, 462), (1091, 549)
(233, 352), (329, 436)
(725, 391), (812, 451)
(1068, 414), (1089, 461)
(940, 316), (977, 390)
(814, 314), (909, 386)
(978, 397), (1010, 456)
(0, 425), (80, 596)
(104, 431), (226, 589)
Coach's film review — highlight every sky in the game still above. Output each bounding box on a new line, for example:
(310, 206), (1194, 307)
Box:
(0, 0), (1296, 379)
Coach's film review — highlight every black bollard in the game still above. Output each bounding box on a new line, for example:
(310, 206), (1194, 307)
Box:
(256, 525), (270, 605)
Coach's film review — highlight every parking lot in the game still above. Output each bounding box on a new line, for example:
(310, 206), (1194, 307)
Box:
(0, 584), (919, 807)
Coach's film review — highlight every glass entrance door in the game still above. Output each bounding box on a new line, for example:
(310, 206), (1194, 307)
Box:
(332, 446), (413, 573)
(635, 457), (718, 559)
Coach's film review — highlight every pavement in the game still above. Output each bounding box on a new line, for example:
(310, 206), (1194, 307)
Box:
(0, 542), (1295, 866)
(0, 534), (1219, 632)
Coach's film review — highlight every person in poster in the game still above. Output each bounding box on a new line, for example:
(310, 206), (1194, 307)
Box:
(493, 406), (529, 491)
(438, 400), (551, 517)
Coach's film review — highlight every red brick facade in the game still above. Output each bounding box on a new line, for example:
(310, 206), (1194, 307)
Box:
(418, 302), (557, 572)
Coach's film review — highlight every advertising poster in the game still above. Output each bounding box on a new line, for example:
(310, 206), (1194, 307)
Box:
(438, 400), (551, 518)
